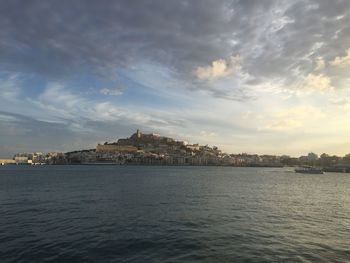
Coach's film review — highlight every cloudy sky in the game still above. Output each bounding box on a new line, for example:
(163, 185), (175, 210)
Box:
(1, 0), (350, 157)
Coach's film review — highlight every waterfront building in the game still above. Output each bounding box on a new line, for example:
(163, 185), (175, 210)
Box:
(0, 159), (16, 165)
(14, 156), (29, 164)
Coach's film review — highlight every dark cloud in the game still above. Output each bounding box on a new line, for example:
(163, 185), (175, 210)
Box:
(0, 0), (231, 77)
(1, 0), (350, 97)
(0, 110), (148, 157)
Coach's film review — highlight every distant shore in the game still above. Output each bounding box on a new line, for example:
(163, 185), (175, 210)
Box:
(2, 163), (350, 173)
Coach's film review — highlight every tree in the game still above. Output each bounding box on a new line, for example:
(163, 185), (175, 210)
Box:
(307, 152), (318, 166)
(320, 153), (331, 167)
(343, 154), (350, 165)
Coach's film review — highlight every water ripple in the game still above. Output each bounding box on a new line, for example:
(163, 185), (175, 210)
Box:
(1, 166), (350, 262)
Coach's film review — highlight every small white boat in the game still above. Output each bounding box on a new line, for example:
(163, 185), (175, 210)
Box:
(295, 166), (324, 174)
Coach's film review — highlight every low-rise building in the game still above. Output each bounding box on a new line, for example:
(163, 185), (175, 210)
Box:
(0, 159), (16, 165)
(15, 156), (29, 164)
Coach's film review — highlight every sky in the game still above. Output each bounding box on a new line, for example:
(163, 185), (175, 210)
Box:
(1, 0), (350, 157)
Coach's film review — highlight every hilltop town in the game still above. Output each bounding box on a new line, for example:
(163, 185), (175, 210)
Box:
(1, 130), (350, 172)
(66, 129), (238, 166)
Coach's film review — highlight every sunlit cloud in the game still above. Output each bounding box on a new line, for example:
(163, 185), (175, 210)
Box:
(195, 56), (241, 81)
(261, 106), (325, 131)
(330, 48), (350, 67)
(299, 73), (333, 93)
(329, 97), (350, 109)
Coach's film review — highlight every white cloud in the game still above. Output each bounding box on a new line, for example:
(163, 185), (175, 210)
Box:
(199, 130), (217, 138)
(304, 42), (324, 60)
(264, 119), (302, 131)
(300, 73), (333, 93)
(0, 113), (18, 122)
(262, 106), (325, 131)
(315, 57), (325, 71)
(195, 56), (241, 81)
(0, 74), (21, 100)
(39, 83), (82, 108)
(270, 16), (294, 32)
(336, 14), (345, 20)
(35, 86), (148, 125)
(196, 59), (229, 80)
(100, 87), (124, 96)
(330, 48), (350, 67)
(329, 97), (350, 109)
(92, 102), (124, 121)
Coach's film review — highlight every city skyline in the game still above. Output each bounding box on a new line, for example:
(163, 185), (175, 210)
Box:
(5, 129), (350, 169)
(1, 0), (350, 158)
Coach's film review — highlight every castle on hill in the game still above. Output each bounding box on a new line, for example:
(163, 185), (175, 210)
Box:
(96, 130), (187, 153)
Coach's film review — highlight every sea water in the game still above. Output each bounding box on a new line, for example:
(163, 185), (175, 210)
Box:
(1, 165), (349, 262)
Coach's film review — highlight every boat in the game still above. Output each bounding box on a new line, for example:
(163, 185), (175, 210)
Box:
(295, 166), (324, 174)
